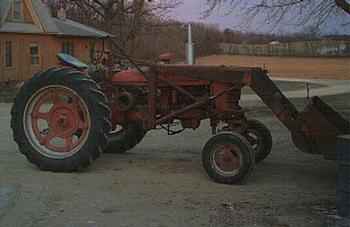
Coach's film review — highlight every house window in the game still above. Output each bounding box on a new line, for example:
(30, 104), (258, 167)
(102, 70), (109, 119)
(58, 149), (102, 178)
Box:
(30, 44), (40, 65)
(12, 0), (23, 20)
(62, 41), (74, 56)
(5, 41), (12, 67)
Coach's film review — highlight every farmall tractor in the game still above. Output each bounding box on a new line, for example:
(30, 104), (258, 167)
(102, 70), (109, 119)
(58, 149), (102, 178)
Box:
(11, 51), (350, 184)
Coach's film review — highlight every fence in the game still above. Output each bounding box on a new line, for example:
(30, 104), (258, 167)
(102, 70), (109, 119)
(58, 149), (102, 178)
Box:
(220, 40), (350, 57)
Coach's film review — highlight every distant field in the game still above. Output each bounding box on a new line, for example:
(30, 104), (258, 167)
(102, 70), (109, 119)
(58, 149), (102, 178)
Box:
(197, 55), (350, 80)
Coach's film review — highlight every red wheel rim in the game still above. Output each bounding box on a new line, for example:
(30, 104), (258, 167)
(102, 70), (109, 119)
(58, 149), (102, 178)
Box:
(24, 86), (91, 159)
(212, 144), (242, 176)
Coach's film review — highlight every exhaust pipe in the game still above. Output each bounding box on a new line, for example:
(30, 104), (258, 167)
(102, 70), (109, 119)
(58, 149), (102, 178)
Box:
(186, 24), (195, 65)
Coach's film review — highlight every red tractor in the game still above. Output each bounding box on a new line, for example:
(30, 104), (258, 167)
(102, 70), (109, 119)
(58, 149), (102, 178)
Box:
(11, 54), (349, 184)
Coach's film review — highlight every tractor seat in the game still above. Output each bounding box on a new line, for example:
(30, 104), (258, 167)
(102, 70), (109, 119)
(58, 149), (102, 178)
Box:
(57, 53), (89, 70)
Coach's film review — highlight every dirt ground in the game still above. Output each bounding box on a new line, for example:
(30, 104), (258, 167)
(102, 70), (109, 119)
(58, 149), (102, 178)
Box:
(197, 55), (350, 80)
(1, 87), (350, 227)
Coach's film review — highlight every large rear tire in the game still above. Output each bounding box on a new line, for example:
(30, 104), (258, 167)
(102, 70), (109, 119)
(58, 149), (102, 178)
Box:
(105, 123), (146, 154)
(202, 133), (255, 185)
(11, 67), (111, 172)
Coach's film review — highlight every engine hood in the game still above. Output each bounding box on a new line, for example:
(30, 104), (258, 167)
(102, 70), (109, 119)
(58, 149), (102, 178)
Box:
(112, 69), (147, 85)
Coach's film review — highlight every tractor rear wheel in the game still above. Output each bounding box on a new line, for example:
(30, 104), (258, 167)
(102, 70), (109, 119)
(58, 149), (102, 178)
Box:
(11, 67), (111, 172)
(202, 133), (255, 185)
(245, 120), (272, 163)
(104, 123), (146, 154)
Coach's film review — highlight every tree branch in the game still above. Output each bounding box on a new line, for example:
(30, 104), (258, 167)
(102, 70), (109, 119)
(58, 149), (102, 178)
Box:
(335, 0), (350, 14)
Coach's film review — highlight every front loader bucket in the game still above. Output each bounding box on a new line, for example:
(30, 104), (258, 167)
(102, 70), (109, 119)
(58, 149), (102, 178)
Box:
(292, 96), (350, 160)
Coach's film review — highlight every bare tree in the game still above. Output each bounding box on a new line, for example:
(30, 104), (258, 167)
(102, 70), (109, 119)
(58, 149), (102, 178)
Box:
(49, 1), (180, 41)
(205, 0), (350, 28)
(68, 1), (180, 34)
(47, 0), (182, 58)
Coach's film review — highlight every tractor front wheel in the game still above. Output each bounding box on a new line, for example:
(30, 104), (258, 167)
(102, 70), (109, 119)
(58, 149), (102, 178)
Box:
(245, 120), (272, 163)
(11, 67), (111, 172)
(202, 133), (255, 185)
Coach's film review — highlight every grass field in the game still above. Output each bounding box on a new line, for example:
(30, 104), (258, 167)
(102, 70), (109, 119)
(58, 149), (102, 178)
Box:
(197, 55), (350, 80)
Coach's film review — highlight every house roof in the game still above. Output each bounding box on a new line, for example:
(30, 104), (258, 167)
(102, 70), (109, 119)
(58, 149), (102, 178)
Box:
(32, 0), (59, 33)
(0, 0), (113, 38)
(0, 0), (11, 24)
(53, 18), (112, 38)
(0, 22), (42, 33)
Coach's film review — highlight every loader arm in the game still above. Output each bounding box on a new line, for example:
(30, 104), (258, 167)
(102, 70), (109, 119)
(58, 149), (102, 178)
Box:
(248, 69), (350, 158)
(248, 69), (301, 133)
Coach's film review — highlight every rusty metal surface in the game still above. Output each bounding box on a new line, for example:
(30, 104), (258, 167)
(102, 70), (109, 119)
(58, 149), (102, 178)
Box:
(294, 97), (350, 159)
(311, 96), (350, 134)
(158, 77), (197, 101)
(249, 70), (300, 132)
(151, 64), (257, 83)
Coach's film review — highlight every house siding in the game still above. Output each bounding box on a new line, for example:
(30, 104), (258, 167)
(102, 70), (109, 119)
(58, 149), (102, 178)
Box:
(0, 33), (105, 82)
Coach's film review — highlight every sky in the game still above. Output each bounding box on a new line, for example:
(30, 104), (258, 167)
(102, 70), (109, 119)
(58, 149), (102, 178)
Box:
(170, 0), (350, 35)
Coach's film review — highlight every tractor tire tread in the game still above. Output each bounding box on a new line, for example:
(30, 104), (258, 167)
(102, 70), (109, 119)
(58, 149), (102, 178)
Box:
(202, 132), (255, 185)
(247, 119), (273, 163)
(11, 67), (111, 172)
